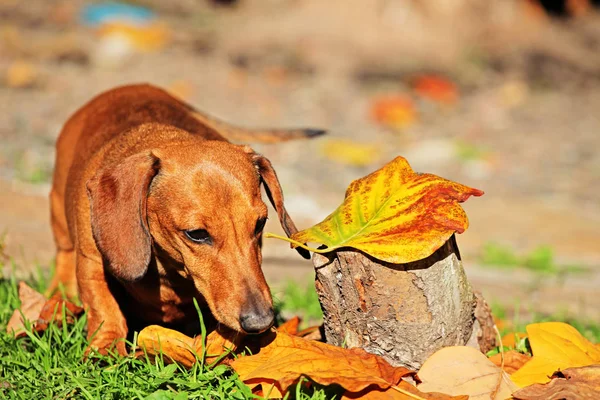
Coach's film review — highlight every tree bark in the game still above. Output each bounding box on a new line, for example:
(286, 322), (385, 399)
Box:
(312, 235), (483, 370)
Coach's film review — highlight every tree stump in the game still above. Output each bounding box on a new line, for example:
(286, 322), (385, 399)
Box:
(312, 235), (483, 370)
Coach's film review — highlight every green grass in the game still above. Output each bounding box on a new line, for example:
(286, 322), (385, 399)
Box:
(0, 272), (333, 399)
(273, 280), (323, 328)
(479, 242), (589, 275)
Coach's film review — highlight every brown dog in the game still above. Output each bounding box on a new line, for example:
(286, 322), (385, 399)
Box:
(48, 84), (321, 354)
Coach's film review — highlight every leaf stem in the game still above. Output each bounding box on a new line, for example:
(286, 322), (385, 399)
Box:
(263, 232), (330, 254)
(390, 384), (426, 400)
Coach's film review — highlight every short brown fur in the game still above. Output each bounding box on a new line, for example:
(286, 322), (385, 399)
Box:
(49, 84), (319, 354)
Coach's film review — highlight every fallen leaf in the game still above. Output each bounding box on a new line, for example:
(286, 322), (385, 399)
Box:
(501, 332), (528, 348)
(277, 316), (301, 335)
(275, 156), (483, 264)
(7, 282), (46, 336)
(231, 331), (414, 394)
(511, 322), (600, 387)
(342, 380), (468, 400)
(412, 75), (459, 105)
(6, 282), (83, 338)
(489, 350), (531, 374)
(512, 365), (600, 399)
(320, 139), (382, 167)
(296, 325), (322, 341)
(370, 95), (417, 129)
(137, 325), (241, 368)
(417, 346), (518, 400)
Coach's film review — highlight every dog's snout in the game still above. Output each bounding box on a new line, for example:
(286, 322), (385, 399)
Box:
(239, 307), (274, 334)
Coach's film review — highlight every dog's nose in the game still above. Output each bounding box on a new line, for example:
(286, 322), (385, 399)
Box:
(239, 308), (274, 334)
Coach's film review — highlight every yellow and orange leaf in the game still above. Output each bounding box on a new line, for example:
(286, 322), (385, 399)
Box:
(269, 156), (483, 264)
(230, 331), (414, 394)
(510, 322), (600, 387)
(342, 381), (468, 400)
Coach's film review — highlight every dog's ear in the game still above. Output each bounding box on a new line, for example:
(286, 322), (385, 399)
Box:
(249, 151), (310, 259)
(86, 152), (160, 281)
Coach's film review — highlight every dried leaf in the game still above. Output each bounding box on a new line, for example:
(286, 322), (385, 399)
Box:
(511, 322), (600, 387)
(280, 156), (483, 264)
(342, 381), (468, 400)
(277, 316), (301, 335)
(6, 282), (46, 337)
(417, 346), (518, 400)
(137, 325), (240, 368)
(512, 365), (600, 399)
(231, 331), (414, 394)
(6, 282), (83, 338)
(370, 95), (417, 129)
(489, 350), (531, 374)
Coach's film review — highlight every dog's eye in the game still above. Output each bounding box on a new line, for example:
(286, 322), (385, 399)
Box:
(255, 218), (267, 236)
(184, 229), (212, 245)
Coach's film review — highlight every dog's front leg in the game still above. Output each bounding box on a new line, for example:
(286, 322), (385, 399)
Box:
(77, 254), (128, 357)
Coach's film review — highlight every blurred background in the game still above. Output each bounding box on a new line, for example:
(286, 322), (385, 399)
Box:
(1, 0), (599, 325)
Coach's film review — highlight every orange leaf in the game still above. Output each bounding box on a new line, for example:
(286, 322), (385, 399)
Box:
(512, 365), (600, 399)
(489, 350), (531, 374)
(370, 95), (417, 129)
(137, 325), (241, 368)
(6, 282), (83, 338)
(413, 75), (458, 104)
(277, 316), (301, 335)
(343, 381), (468, 400)
(6, 282), (46, 337)
(231, 331), (414, 394)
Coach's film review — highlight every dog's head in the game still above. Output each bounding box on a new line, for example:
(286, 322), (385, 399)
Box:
(86, 140), (307, 333)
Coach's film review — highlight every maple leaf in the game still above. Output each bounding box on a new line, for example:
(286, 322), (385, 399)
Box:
(267, 156), (483, 264)
(510, 322), (600, 387)
(417, 346), (518, 400)
(512, 365), (600, 399)
(230, 331), (414, 394)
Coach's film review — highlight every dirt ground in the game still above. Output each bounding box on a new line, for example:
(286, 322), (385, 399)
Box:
(1, 0), (600, 321)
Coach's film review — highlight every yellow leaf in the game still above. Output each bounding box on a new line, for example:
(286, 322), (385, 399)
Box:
(512, 365), (600, 399)
(276, 156), (483, 264)
(417, 346), (518, 400)
(511, 322), (600, 387)
(320, 139), (382, 167)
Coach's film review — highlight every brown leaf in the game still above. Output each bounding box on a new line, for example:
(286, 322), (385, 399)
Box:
(297, 325), (322, 341)
(512, 365), (600, 399)
(137, 325), (241, 368)
(6, 282), (83, 338)
(277, 316), (301, 335)
(342, 381), (468, 400)
(231, 331), (414, 394)
(489, 350), (531, 374)
(417, 346), (517, 400)
(7, 282), (46, 337)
